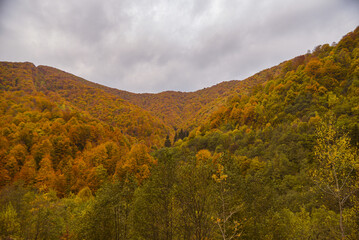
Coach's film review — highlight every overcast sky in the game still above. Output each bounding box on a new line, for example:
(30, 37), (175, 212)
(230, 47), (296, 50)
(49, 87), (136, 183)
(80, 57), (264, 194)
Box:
(0, 0), (358, 93)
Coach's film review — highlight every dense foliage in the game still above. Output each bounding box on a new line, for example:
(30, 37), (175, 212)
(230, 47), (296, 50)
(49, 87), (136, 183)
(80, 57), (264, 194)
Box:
(1, 26), (359, 239)
(113, 63), (284, 130)
(0, 63), (169, 147)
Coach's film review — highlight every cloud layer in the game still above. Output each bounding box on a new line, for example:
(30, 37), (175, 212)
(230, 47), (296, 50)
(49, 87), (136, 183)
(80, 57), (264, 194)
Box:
(1, 0), (358, 93)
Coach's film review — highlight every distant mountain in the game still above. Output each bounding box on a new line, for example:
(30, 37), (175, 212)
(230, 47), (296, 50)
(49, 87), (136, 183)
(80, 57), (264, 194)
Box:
(0, 62), (170, 147)
(96, 61), (285, 131)
(1, 26), (358, 146)
(0, 58), (285, 140)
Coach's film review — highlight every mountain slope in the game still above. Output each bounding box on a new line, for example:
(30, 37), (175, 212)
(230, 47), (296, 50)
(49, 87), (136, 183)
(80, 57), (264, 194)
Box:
(104, 64), (284, 130)
(2, 26), (358, 145)
(0, 62), (170, 147)
(0, 59), (284, 140)
(202, 26), (359, 133)
(0, 62), (161, 195)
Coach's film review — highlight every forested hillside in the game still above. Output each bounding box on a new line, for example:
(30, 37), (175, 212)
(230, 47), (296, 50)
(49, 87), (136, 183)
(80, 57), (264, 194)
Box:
(0, 62), (170, 146)
(110, 64), (284, 130)
(1, 26), (359, 239)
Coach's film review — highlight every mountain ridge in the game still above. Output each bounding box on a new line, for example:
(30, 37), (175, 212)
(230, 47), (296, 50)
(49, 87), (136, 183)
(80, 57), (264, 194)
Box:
(0, 61), (170, 147)
(0, 59), (280, 132)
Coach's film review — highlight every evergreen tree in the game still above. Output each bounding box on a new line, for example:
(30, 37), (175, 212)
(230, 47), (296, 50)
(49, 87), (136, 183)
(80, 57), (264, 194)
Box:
(165, 135), (171, 147)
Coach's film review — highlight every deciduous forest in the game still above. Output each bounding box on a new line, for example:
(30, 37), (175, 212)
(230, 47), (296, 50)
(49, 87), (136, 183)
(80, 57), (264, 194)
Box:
(1, 26), (359, 239)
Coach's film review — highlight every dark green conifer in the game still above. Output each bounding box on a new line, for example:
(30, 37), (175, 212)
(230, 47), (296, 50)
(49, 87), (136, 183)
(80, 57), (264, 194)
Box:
(164, 135), (171, 147)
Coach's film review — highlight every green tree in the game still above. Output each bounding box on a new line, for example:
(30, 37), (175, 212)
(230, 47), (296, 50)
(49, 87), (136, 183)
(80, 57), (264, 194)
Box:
(164, 135), (171, 147)
(0, 203), (20, 239)
(212, 163), (245, 240)
(175, 150), (216, 239)
(131, 148), (178, 239)
(17, 190), (65, 240)
(312, 119), (358, 239)
(78, 180), (136, 240)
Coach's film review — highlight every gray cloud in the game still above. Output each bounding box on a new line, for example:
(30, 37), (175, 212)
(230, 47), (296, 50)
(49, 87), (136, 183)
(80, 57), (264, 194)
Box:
(0, 0), (358, 93)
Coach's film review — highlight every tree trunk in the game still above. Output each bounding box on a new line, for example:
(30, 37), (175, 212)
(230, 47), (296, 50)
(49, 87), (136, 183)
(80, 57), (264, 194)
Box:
(339, 200), (345, 239)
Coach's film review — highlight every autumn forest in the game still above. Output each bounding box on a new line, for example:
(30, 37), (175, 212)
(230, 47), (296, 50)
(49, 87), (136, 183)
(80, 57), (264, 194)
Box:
(1, 27), (359, 239)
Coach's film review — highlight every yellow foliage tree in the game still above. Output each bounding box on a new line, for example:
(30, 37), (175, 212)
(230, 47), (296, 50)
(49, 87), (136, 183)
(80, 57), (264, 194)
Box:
(16, 157), (37, 185)
(116, 143), (156, 184)
(36, 154), (56, 191)
(312, 119), (358, 239)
